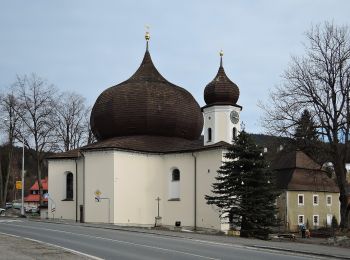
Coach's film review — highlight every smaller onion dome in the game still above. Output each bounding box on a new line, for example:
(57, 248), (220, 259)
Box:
(204, 51), (240, 106)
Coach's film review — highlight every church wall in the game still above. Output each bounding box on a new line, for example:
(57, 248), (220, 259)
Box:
(84, 150), (115, 223)
(163, 153), (196, 227)
(113, 151), (164, 226)
(48, 159), (77, 220)
(195, 149), (224, 231)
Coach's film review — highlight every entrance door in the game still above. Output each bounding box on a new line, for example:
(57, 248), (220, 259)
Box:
(327, 214), (332, 227)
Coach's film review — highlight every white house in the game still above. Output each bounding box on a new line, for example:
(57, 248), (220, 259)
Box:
(47, 34), (242, 231)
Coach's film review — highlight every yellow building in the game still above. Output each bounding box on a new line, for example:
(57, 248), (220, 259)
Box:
(274, 151), (340, 232)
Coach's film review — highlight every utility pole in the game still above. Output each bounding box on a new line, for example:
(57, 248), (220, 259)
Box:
(20, 121), (25, 217)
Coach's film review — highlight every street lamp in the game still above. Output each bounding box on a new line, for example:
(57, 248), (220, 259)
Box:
(20, 122), (25, 217)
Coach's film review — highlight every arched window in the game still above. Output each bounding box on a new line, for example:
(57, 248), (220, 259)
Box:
(232, 127), (237, 139)
(208, 128), (212, 142)
(66, 172), (73, 200)
(169, 168), (180, 200)
(172, 169), (180, 181)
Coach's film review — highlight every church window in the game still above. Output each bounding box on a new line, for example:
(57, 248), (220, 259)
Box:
(232, 127), (237, 139)
(172, 169), (180, 181)
(66, 172), (73, 200)
(169, 168), (180, 200)
(208, 128), (212, 142)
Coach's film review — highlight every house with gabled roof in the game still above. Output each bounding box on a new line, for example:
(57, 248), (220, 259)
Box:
(24, 177), (48, 209)
(273, 150), (340, 232)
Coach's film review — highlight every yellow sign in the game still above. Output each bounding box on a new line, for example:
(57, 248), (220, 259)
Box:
(16, 181), (22, 190)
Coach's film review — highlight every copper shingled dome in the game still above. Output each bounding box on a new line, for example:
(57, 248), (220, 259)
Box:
(90, 47), (203, 141)
(204, 54), (240, 106)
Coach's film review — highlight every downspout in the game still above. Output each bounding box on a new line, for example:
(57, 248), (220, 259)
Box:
(75, 158), (78, 222)
(286, 191), (289, 231)
(192, 153), (197, 230)
(81, 152), (85, 223)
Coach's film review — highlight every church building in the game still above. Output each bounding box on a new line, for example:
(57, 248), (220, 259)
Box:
(47, 32), (242, 231)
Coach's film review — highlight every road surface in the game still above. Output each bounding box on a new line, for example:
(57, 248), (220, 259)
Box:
(0, 218), (327, 260)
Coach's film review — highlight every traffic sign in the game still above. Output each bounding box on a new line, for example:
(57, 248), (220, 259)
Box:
(16, 181), (22, 190)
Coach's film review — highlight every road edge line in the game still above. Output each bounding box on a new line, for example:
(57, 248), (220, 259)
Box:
(0, 231), (103, 260)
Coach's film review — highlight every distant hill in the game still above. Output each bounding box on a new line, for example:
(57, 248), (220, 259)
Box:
(246, 133), (296, 164)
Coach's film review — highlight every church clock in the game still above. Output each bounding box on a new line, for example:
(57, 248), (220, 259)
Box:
(230, 110), (239, 124)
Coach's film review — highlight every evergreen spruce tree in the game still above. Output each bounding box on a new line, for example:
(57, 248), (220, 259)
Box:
(294, 109), (321, 158)
(205, 130), (279, 239)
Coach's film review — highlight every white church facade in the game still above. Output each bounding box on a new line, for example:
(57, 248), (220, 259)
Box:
(48, 34), (242, 232)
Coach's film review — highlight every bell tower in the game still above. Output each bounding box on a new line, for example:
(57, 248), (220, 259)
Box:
(202, 51), (242, 145)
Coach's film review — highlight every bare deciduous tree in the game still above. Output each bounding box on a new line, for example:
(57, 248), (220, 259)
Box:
(260, 22), (350, 228)
(53, 92), (90, 152)
(14, 74), (57, 205)
(0, 93), (20, 207)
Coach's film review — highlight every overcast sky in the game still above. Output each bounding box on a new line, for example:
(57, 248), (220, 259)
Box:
(1, 0), (349, 134)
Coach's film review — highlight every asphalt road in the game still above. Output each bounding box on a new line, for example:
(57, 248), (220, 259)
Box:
(0, 219), (324, 260)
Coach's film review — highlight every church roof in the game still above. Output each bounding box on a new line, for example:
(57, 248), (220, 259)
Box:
(272, 150), (339, 193)
(47, 136), (230, 159)
(204, 51), (240, 107)
(46, 149), (81, 159)
(90, 34), (203, 141)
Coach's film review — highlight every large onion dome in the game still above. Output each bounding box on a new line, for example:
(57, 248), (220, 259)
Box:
(204, 51), (240, 106)
(90, 37), (203, 141)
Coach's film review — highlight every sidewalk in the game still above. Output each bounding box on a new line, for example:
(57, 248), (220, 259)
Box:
(0, 232), (91, 260)
(29, 217), (350, 259)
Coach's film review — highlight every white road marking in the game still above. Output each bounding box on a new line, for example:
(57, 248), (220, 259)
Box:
(2, 223), (220, 260)
(0, 231), (103, 260)
(0, 219), (23, 223)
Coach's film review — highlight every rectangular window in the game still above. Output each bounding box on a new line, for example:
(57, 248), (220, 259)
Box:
(326, 195), (332, 206)
(313, 195), (319, 206)
(298, 194), (304, 206)
(313, 215), (319, 226)
(298, 215), (304, 225)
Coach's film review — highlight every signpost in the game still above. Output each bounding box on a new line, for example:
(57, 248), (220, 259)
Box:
(94, 190), (110, 223)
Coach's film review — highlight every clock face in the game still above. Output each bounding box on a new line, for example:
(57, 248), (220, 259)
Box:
(230, 110), (239, 124)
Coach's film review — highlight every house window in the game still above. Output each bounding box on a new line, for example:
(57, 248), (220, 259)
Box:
(313, 195), (319, 206)
(32, 190), (37, 195)
(298, 215), (304, 225)
(326, 195), (332, 206)
(208, 128), (212, 142)
(232, 127), (237, 139)
(172, 169), (180, 181)
(298, 194), (304, 206)
(313, 215), (319, 226)
(66, 172), (73, 200)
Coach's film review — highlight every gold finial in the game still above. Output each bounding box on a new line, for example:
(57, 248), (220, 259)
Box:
(145, 25), (150, 41)
(219, 49), (224, 67)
